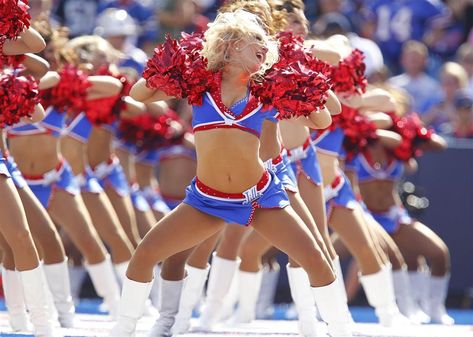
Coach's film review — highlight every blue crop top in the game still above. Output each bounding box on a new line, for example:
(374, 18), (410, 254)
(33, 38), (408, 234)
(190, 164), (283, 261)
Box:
(192, 92), (278, 137)
(356, 152), (404, 182)
(64, 112), (93, 143)
(312, 127), (345, 157)
(7, 107), (66, 138)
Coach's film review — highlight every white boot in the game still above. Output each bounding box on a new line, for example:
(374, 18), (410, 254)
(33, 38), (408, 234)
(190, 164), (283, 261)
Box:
(220, 261), (240, 321)
(2, 268), (31, 331)
(332, 256), (354, 323)
(360, 266), (410, 327)
(110, 277), (153, 337)
(232, 269), (263, 324)
(256, 264), (279, 319)
(114, 261), (129, 287)
(149, 265), (161, 308)
(287, 265), (318, 337)
(20, 265), (63, 337)
(43, 260), (76, 328)
(172, 264), (210, 334)
(312, 279), (352, 337)
(147, 276), (184, 337)
(86, 255), (121, 319)
(408, 269), (430, 313)
(392, 266), (429, 324)
(426, 274), (454, 325)
(68, 265), (87, 304)
(197, 253), (239, 330)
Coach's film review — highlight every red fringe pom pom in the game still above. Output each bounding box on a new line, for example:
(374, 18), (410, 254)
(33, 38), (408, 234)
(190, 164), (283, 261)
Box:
(0, 0), (31, 48)
(118, 110), (185, 152)
(39, 64), (90, 115)
(143, 33), (217, 106)
(0, 72), (39, 127)
(330, 49), (367, 94)
(251, 32), (332, 119)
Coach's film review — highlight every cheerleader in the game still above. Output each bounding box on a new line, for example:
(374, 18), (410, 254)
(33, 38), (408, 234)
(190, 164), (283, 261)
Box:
(357, 88), (453, 325)
(58, 35), (135, 287)
(111, 10), (351, 337)
(0, 4), (62, 334)
(7, 35), (124, 319)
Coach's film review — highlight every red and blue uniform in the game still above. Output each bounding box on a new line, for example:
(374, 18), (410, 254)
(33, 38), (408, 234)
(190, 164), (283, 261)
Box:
(183, 91), (289, 226)
(286, 137), (322, 186)
(7, 108), (80, 207)
(356, 152), (412, 233)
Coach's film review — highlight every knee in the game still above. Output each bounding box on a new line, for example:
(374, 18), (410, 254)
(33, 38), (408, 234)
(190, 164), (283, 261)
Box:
(239, 242), (264, 262)
(429, 245), (450, 271)
(296, 245), (328, 273)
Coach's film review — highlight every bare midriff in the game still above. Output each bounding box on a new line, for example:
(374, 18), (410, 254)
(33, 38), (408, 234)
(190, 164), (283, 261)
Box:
(317, 151), (340, 186)
(9, 134), (61, 175)
(259, 120), (281, 162)
(359, 180), (401, 213)
(194, 128), (265, 193)
(88, 126), (113, 168)
(61, 136), (88, 176)
(135, 161), (156, 189)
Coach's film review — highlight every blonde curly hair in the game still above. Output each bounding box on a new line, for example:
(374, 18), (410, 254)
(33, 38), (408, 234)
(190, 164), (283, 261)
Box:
(201, 10), (279, 77)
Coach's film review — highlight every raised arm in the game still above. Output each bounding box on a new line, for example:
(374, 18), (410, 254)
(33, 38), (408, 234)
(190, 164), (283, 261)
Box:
(87, 76), (123, 100)
(419, 133), (447, 151)
(20, 53), (50, 80)
(120, 96), (147, 119)
(129, 78), (173, 104)
(306, 40), (342, 66)
(2, 27), (46, 55)
(360, 88), (396, 112)
(325, 90), (341, 115)
(366, 111), (393, 129)
(375, 129), (402, 148)
(38, 71), (60, 90)
(21, 103), (46, 124)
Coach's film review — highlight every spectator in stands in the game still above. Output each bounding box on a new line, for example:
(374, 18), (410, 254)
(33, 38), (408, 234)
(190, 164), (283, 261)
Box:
(457, 43), (473, 95)
(98, 0), (158, 52)
(312, 12), (384, 78)
(155, 0), (199, 42)
(29, 0), (52, 20)
(423, 62), (469, 131)
(362, 0), (450, 72)
(53, 0), (99, 37)
(389, 41), (441, 115)
(451, 91), (473, 138)
(94, 8), (148, 77)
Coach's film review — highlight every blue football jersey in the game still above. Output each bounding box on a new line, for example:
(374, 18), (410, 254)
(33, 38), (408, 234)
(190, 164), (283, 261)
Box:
(365, 0), (449, 63)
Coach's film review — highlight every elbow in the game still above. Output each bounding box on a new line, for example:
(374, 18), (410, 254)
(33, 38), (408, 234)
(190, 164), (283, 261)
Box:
(326, 90), (341, 115)
(311, 109), (332, 129)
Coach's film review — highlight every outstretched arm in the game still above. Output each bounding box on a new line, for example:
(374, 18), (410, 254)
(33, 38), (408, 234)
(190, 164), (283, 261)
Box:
(20, 53), (50, 80)
(2, 27), (46, 55)
(38, 71), (60, 90)
(87, 76), (123, 100)
(130, 78), (173, 103)
(21, 103), (45, 124)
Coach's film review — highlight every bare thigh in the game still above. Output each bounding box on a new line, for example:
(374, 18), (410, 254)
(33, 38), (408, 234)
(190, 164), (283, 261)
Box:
(161, 248), (194, 281)
(187, 231), (221, 269)
(298, 177), (336, 259)
(17, 186), (65, 264)
(289, 191), (333, 266)
(252, 206), (334, 286)
(366, 217), (405, 269)
(82, 191), (134, 263)
(391, 222), (450, 276)
(134, 208), (157, 239)
(105, 186), (141, 248)
(216, 224), (250, 260)
(329, 205), (382, 275)
(48, 189), (107, 264)
(239, 229), (272, 272)
(0, 177), (38, 270)
(127, 203), (225, 282)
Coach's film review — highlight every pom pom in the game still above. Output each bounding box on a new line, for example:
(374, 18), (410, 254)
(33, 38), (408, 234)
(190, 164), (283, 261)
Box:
(342, 113), (378, 160)
(0, 54), (25, 69)
(143, 33), (217, 106)
(250, 32), (331, 119)
(0, 72), (39, 127)
(39, 64), (91, 115)
(118, 110), (185, 152)
(388, 112), (434, 161)
(330, 49), (367, 94)
(0, 0), (31, 44)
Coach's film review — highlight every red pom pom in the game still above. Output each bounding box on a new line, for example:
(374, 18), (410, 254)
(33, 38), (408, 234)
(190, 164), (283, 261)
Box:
(143, 34), (217, 106)
(118, 110), (185, 151)
(0, 72), (39, 127)
(0, 0), (31, 44)
(0, 54), (25, 68)
(88, 67), (134, 124)
(250, 33), (332, 119)
(388, 112), (434, 161)
(39, 64), (91, 115)
(331, 49), (367, 94)
(342, 112), (378, 160)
